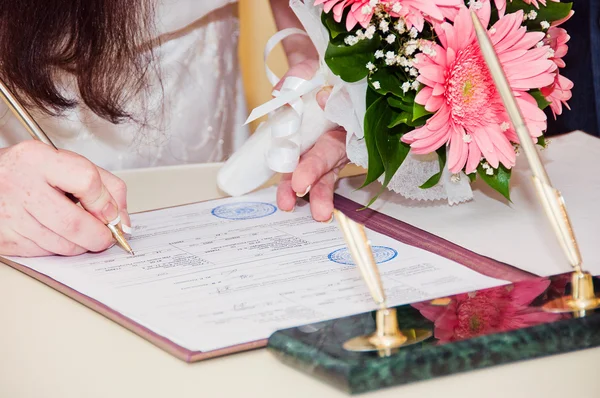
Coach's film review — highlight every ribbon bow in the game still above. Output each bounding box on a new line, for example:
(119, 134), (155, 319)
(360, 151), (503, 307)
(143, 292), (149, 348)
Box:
(244, 28), (325, 174)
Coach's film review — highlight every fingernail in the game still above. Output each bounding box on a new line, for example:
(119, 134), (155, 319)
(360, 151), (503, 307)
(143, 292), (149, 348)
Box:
(281, 206), (295, 213)
(321, 214), (334, 224)
(317, 86), (332, 109)
(296, 185), (311, 197)
(120, 210), (132, 234)
(121, 223), (132, 235)
(102, 202), (119, 224)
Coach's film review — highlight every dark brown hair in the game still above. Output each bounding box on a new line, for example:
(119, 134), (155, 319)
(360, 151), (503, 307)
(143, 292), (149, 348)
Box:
(0, 0), (156, 124)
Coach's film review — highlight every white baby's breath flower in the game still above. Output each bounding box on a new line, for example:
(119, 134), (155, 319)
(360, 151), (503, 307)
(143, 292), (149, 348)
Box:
(379, 20), (389, 33)
(469, 0), (483, 10)
(404, 44), (417, 55)
(386, 34), (396, 44)
(409, 27), (418, 38)
(344, 36), (359, 46)
(486, 167), (494, 176)
(366, 62), (376, 71)
(375, 50), (384, 59)
(411, 80), (420, 90)
(409, 67), (418, 77)
(540, 20), (550, 29)
(392, 3), (402, 13)
(489, 27), (497, 34)
(500, 121), (510, 132)
(366, 25), (376, 37)
(463, 134), (472, 143)
(401, 81), (411, 93)
(394, 20), (406, 34)
(528, 10), (537, 20)
(372, 81), (381, 90)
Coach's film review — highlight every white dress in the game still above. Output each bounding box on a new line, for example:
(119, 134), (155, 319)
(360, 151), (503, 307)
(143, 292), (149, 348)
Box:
(0, 0), (249, 171)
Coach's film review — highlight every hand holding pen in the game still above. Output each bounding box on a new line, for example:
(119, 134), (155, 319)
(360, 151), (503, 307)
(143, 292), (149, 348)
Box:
(0, 78), (133, 257)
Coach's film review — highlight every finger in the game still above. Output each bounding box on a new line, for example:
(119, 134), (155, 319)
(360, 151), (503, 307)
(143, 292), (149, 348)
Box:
(98, 167), (131, 234)
(273, 59), (319, 92)
(18, 210), (87, 256)
(44, 150), (120, 225)
(276, 173), (296, 212)
(25, 186), (114, 253)
(308, 170), (337, 222)
(0, 230), (52, 257)
(291, 128), (348, 196)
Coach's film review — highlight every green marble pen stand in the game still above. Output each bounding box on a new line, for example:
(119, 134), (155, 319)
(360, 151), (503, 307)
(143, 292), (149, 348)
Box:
(267, 274), (600, 395)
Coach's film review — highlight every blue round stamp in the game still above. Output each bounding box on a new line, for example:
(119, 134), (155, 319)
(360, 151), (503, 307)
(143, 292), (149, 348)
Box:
(211, 202), (277, 220)
(328, 246), (397, 266)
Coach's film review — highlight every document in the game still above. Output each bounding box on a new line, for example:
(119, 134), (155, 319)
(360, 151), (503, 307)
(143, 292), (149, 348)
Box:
(8, 188), (506, 352)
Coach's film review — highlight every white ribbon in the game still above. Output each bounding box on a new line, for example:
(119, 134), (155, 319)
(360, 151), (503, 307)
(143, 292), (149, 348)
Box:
(244, 28), (325, 173)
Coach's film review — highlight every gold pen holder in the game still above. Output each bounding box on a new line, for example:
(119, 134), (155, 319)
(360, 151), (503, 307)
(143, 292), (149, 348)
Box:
(542, 270), (600, 315)
(343, 307), (431, 355)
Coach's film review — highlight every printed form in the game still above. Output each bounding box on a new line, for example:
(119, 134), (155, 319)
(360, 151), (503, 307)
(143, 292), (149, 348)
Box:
(8, 188), (506, 352)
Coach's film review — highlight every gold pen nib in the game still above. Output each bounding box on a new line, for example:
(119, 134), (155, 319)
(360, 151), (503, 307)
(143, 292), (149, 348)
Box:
(107, 223), (135, 256)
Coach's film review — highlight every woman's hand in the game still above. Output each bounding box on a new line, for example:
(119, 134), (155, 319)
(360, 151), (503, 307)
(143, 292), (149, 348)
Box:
(0, 141), (130, 257)
(274, 61), (349, 222)
(267, 2), (349, 221)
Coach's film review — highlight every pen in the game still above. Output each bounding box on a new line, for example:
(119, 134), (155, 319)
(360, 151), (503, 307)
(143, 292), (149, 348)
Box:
(0, 77), (134, 256)
(333, 209), (387, 308)
(470, 11), (581, 270)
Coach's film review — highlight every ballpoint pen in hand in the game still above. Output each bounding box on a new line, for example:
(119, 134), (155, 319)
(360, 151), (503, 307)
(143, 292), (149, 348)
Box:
(0, 77), (134, 255)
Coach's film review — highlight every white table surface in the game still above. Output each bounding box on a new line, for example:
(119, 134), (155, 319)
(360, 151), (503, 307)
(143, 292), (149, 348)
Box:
(1, 162), (598, 398)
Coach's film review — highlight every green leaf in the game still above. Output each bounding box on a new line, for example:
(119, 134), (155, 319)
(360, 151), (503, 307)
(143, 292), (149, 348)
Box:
(360, 97), (387, 188)
(376, 124), (410, 189)
(369, 69), (405, 98)
(366, 86), (380, 109)
(325, 36), (382, 82)
(388, 111), (411, 128)
(419, 148), (447, 189)
(387, 97), (413, 113)
(506, 0), (572, 28)
(529, 89), (551, 110)
(412, 101), (431, 122)
(321, 11), (347, 40)
(360, 96), (411, 206)
(468, 173), (477, 183)
(477, 164), (512, 201)
(537, 135), (547, 148)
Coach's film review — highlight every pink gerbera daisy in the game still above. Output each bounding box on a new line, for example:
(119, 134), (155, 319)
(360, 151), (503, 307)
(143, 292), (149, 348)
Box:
(412, 279), (561, 343)
(314, 0), (462, 32)
(540, 17), (574, 118)
(401, 5), (557, 174)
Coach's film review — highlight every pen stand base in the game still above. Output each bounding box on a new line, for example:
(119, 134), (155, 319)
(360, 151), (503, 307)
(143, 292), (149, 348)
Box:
(267, 273), (600, 395)
(342, 308), (431, 355)
(542, 271), (600, 314)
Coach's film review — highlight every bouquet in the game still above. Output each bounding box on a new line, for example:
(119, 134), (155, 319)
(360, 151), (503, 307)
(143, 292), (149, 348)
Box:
(218, 0), (574, 205)
(314, 0), (574, 204)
